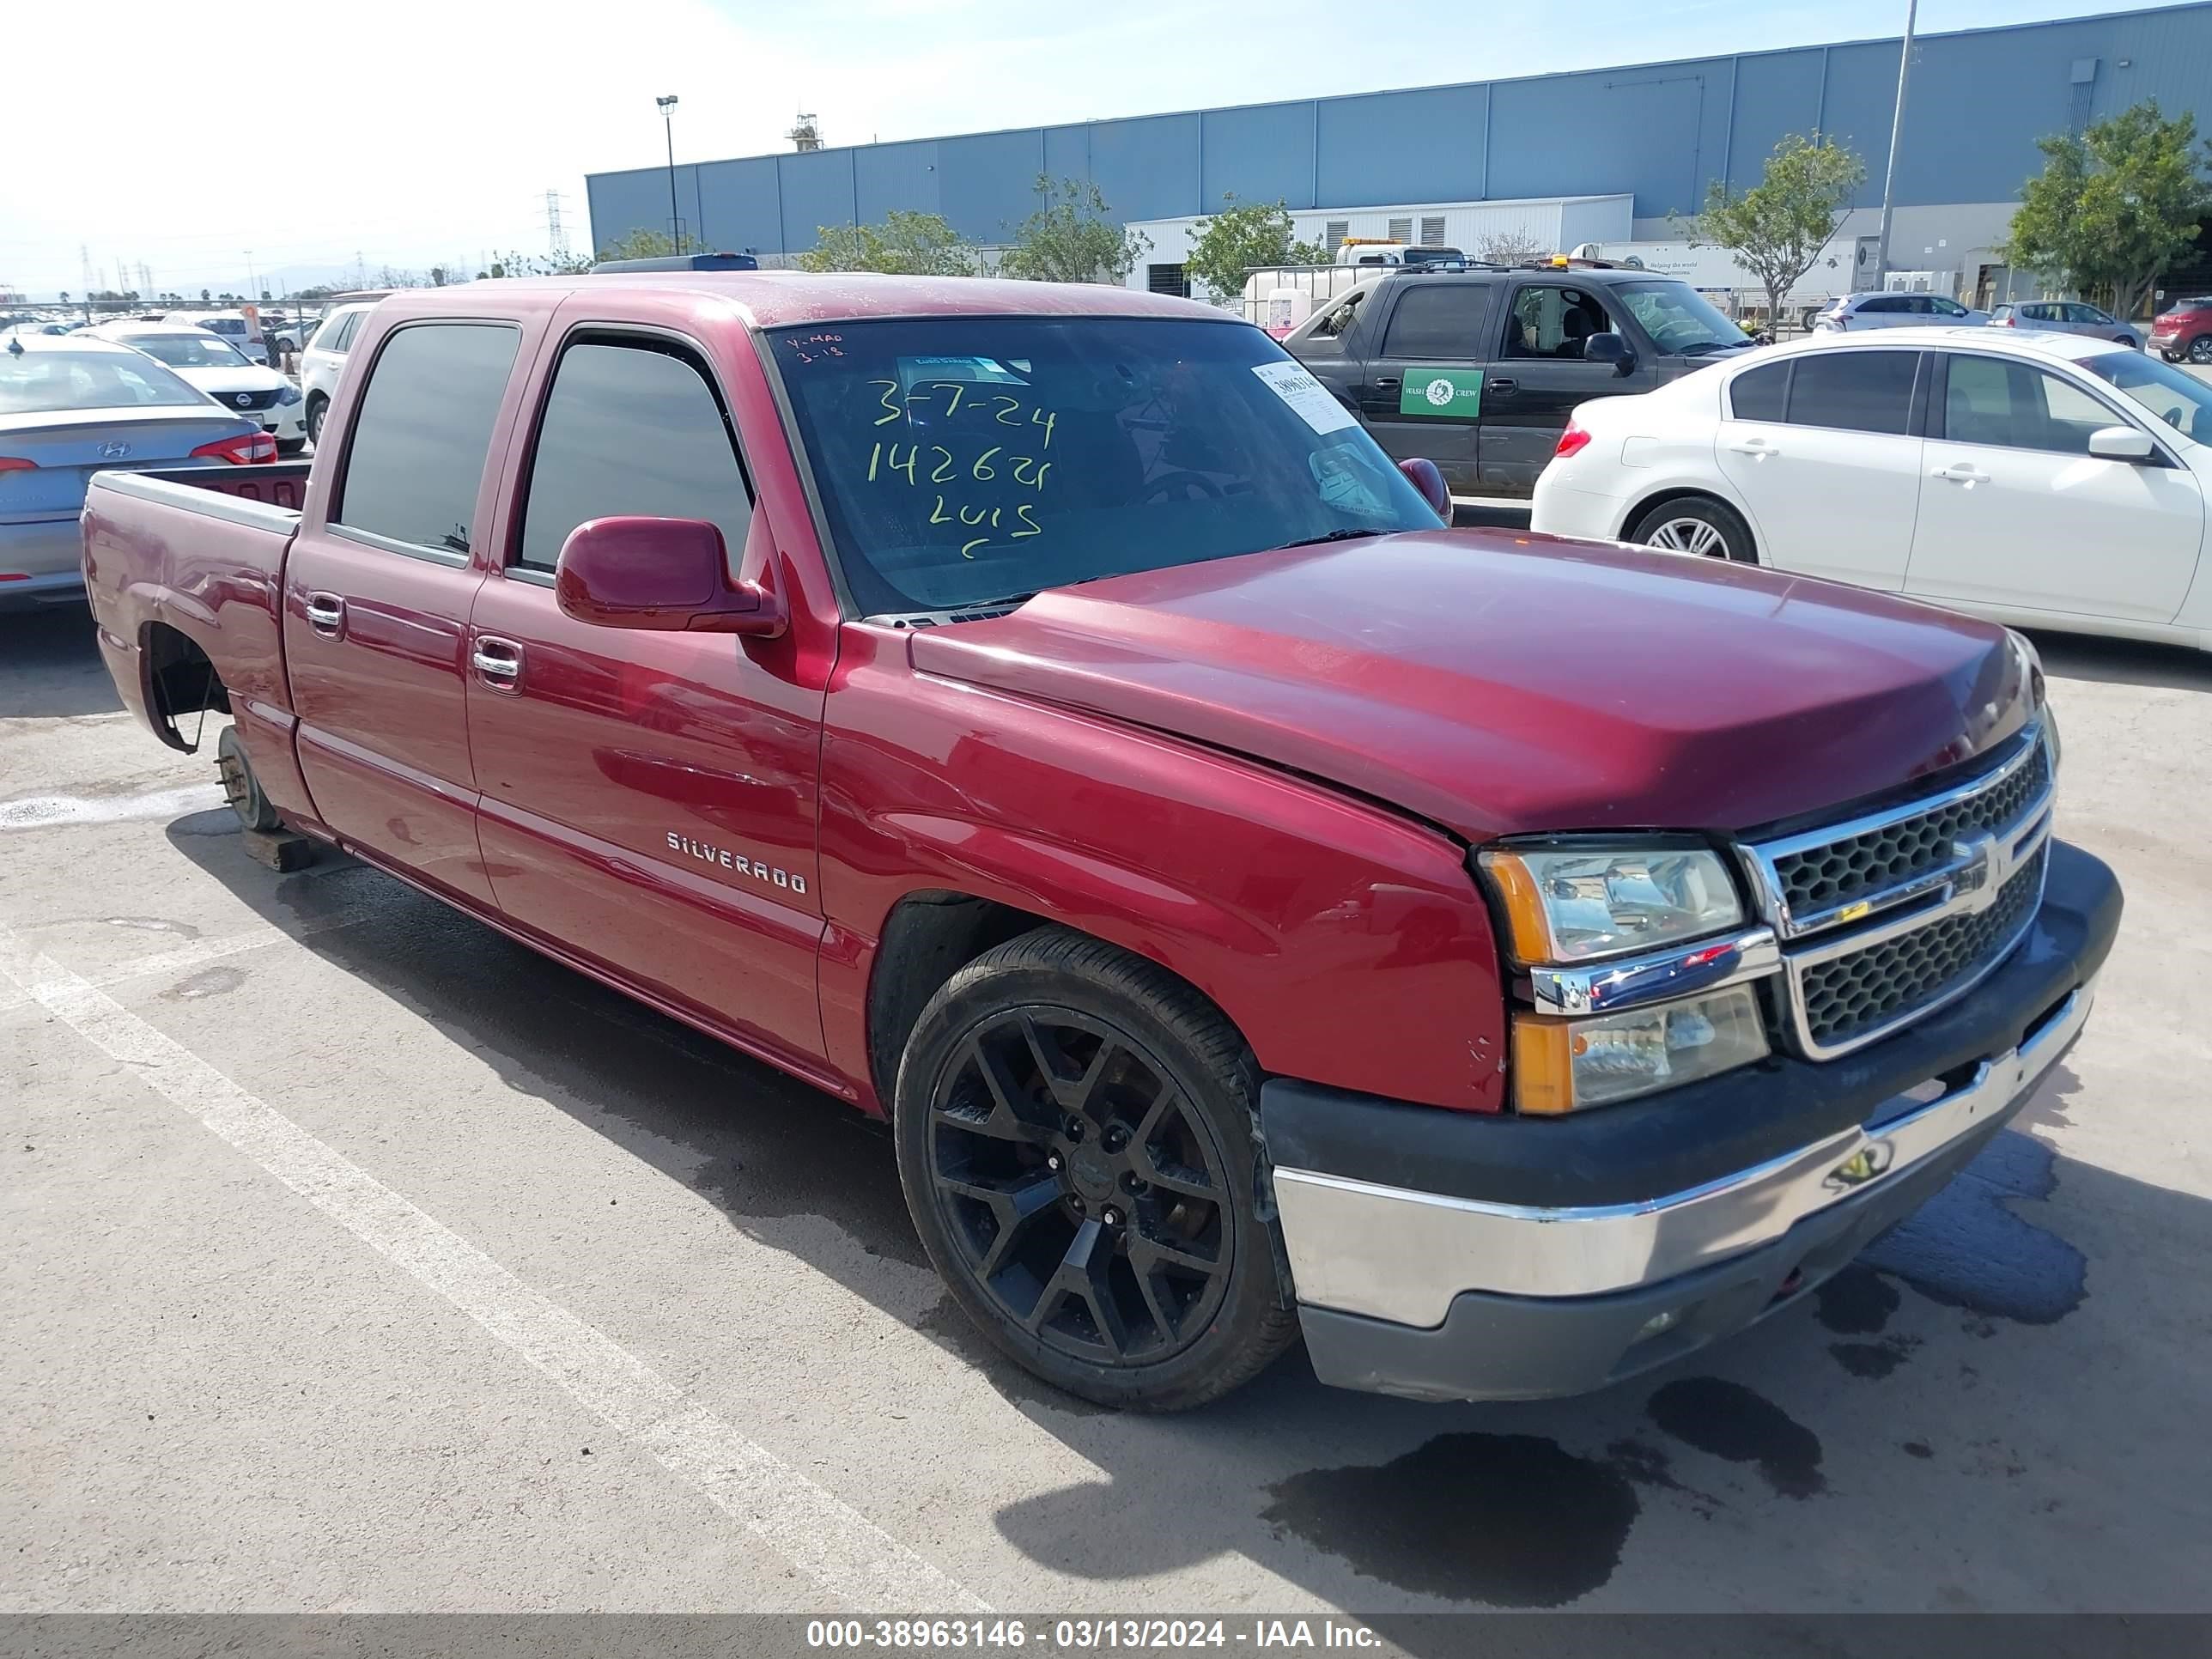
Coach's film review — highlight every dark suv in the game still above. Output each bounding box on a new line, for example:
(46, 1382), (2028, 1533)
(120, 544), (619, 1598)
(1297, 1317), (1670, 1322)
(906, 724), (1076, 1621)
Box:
(1285, 264), (1755, 497)
(2149, 296), (2212, 364)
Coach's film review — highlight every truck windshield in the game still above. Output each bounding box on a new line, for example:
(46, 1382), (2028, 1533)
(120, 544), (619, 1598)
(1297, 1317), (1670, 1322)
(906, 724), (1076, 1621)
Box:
(769, 317), (1439, 618)
(1611, 282), (1753, 355)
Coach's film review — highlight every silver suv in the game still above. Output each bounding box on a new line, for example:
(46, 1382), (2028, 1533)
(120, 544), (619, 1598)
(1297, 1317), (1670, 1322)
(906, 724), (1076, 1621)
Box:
(1988, 300), (2141, 348)
(1812, 291), (1990, 331)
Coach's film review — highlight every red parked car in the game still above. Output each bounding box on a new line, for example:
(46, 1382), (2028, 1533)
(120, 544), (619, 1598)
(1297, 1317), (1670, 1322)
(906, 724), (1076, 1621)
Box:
(2149, 295), (2212, 363)
(80, 273), (2118, 1411)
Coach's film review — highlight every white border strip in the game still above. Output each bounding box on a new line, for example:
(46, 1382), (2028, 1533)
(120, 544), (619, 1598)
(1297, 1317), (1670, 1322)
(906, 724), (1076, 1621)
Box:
(0, 926), (987, 1613)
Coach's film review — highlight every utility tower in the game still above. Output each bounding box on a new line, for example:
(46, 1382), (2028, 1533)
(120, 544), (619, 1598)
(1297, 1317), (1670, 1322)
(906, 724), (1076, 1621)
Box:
(544, 189), (568, 258)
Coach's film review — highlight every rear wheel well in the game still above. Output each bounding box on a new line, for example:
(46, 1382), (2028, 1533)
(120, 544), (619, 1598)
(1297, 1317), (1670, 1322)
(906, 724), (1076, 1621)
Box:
(1621, 489), (1759, 562)
(142, 622), (229, 752)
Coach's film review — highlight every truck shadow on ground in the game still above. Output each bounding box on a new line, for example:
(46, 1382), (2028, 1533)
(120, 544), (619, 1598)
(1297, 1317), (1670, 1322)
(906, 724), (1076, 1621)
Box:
(0, 611), (125, 720)
(164, 819), (2212, 1626)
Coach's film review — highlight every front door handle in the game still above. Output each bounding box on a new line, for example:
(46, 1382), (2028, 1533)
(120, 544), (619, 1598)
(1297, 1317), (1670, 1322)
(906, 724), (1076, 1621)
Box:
(1486, 378), (1518, 396)
(304, 592), (345, 636)
(1932, 462), (1990, 484)
(471, 635), (524, 691)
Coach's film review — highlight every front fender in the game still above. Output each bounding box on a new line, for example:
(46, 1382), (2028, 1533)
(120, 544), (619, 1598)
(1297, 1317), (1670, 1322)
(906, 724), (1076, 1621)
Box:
(817, 634), (1509, 1117)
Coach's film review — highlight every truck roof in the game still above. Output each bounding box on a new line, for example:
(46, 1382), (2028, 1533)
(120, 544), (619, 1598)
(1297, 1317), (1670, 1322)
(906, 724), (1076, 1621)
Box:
(380, 272), (1234, 331)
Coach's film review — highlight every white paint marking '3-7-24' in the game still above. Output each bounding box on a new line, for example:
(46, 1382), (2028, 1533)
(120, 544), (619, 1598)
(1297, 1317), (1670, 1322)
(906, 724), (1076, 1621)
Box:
(0, 923), (988, 1614)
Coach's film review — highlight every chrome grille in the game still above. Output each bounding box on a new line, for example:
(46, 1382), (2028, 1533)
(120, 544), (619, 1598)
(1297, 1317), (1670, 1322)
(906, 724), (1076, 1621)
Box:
(1744, 724), (2056, 1060)
(1771, 743), (2050, 919)
(1798, 846), (2046, 1048)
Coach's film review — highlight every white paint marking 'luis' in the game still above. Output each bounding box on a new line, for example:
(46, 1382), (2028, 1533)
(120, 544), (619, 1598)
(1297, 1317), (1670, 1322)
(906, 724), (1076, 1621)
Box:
(0, 925), (988, 1613)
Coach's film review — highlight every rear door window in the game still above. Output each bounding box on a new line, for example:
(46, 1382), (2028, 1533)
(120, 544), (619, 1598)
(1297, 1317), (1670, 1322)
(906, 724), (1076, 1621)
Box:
(1784, 350), (1918, 434)
(1729, 360), (1790, 422)
(516, 339), (753, 573)
(332, 321), (520, 556)
(1377, 285), (1491, 359)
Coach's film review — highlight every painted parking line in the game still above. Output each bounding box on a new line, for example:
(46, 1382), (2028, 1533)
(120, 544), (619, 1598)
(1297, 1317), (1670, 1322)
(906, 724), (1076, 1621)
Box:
(0, 924), (989, 1613)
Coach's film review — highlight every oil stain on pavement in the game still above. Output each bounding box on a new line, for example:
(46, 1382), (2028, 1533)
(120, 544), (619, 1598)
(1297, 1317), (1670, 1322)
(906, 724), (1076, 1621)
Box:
(1261, 1433), (1638, 1607)
(1644, 1377), (1826, 1498)
(1858, 1130), (2087, 1325)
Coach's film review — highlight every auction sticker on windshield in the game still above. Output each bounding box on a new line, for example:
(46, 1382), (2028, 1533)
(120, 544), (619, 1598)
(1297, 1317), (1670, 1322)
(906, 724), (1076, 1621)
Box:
(1398, 367), (1484, 418)
(1252, 361), (1358, 434)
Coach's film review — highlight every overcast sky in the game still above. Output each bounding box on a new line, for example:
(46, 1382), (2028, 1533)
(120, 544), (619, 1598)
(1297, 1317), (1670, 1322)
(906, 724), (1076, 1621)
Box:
(0, 0), (2157, 299)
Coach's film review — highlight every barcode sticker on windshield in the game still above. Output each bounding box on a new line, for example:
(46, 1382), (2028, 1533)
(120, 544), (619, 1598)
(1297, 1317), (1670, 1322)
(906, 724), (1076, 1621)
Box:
(1252, 362), (1358, 435)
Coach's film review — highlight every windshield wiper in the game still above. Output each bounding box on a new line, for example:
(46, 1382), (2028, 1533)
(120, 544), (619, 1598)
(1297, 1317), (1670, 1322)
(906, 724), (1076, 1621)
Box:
(1678, 339), (1753, 356)
(1265, 527), (1388, 553)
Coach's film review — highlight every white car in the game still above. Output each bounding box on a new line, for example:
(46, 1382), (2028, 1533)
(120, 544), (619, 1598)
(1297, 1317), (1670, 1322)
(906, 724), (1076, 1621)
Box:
(89, 323), (310, 453)
(1531, 328), (2212, 652)
(297, 301), (378, 448)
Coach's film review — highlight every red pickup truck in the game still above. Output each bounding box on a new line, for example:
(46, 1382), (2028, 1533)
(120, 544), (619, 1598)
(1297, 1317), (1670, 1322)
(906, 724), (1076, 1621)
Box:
(82, 275), (2119, 1411)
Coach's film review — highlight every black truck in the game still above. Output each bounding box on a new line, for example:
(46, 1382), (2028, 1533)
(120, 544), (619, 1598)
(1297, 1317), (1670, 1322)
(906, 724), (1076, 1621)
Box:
(1286, 261), (1759, 498)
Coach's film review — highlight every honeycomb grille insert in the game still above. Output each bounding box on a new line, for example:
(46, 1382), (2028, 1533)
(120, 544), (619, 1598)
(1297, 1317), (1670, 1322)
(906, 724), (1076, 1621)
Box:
(1797, 848), (2046, 1048)
(1773, 743), (2050, 920)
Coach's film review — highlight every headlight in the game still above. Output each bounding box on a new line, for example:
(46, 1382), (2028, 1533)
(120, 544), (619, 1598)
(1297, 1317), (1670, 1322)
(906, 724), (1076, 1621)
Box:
(276, 385), (302, 405)
(1512, 984), (1769, 1114)
(1479, 844), (1745, 963)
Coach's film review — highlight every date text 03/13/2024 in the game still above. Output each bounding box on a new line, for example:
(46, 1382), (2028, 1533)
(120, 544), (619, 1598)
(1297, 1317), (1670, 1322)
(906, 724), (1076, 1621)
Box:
(804, 1620), (1385, 1650)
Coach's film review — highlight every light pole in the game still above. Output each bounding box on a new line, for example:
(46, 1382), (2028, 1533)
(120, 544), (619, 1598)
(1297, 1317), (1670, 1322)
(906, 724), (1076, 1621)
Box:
(1871, 0), (1919, 287)
(656, 94), (682, 252)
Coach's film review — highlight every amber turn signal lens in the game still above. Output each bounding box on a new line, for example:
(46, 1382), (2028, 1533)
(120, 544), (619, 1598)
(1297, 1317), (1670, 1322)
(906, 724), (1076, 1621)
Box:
(1510, 1013), (1578, 1115)
(1480, 850), (1556, 964)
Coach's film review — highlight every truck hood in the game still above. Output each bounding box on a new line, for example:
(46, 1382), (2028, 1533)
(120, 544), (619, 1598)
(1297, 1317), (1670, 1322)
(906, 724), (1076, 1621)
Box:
(903, 530), (2032, 842)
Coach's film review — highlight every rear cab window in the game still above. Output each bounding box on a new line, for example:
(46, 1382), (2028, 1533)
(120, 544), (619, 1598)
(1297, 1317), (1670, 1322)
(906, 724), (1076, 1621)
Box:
(1377, 283), (1492, 359)
(331, 321), (520, 559)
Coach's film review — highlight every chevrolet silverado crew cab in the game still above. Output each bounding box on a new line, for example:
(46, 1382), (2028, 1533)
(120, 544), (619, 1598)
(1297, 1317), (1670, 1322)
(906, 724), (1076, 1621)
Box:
(1287, 262), (1759, 497)
(82, 274), (2120, 1411)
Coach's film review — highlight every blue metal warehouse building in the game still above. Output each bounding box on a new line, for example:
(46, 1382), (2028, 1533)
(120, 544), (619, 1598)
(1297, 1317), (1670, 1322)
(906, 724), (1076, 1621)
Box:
(586, 1), (2212, 301)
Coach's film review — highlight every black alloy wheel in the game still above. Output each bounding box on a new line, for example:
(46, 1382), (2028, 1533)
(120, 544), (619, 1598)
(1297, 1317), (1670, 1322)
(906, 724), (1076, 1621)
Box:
(926, 1006), (1232, 1365)
(2190, 334), (2212, 365)
(895, 928), (1296, 1411)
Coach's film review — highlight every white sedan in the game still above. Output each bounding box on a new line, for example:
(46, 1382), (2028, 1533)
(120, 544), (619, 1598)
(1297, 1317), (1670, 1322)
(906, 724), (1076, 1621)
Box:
(88, 322), (309, 453)
(1531, 328), (2212, 653)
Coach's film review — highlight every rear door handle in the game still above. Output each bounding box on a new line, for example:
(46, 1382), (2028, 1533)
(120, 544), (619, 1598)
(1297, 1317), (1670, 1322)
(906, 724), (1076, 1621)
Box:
(1932, 463), (1990, 484)
(1373, 377), (1400, 390)
(471, 635), (524, 691)
(1727, 437), (1779, 457)
(304, 592), (345, 636)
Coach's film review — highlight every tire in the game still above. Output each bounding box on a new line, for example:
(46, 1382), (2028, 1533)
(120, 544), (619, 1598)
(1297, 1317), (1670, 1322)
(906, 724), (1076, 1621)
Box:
(305, 395), (327, 446)
(2114, 335), (2139, 350)
(2190, 335), (2212, 365)
(216, 725), (283, 833)
(1627, 495), (1757, 564)
(894, 927), (1297, 1412)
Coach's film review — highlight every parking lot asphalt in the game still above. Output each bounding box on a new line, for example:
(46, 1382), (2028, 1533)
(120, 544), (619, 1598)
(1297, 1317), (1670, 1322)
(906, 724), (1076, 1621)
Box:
(3, 605), (2209, 1619)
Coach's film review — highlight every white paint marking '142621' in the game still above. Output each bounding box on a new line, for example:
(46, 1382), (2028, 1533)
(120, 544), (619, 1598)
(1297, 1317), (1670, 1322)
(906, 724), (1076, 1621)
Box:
(0, 925), (988, 1613)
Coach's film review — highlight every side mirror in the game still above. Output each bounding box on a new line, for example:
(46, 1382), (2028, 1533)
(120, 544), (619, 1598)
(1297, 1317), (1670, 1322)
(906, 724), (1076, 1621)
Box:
(555, 515), (787, 636)
(2087, 425), (2155, 463)
(1583, 332), (1635, 376)
(1397, 457), (1449, 520)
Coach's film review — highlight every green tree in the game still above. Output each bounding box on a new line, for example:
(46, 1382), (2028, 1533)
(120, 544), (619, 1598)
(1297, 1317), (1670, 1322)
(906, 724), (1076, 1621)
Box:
(2009, 100), (2211, 320)
(1679, 132), (1864, 325)
(593, 228), (698, 264)
(483, 248), (594, 280)
(1000, 177), (1151, 285)
(796, 210), (976, 276)
(1182, 195), (1328, 300)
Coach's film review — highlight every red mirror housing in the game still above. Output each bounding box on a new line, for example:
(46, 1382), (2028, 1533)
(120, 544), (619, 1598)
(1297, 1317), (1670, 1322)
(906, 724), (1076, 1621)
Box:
(555, 516), (787, 637)
(1397, 457), (1449, 520)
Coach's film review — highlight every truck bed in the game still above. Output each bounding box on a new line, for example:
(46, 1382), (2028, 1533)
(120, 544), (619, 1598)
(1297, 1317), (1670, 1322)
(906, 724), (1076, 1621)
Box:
(81, 460), (310, 757)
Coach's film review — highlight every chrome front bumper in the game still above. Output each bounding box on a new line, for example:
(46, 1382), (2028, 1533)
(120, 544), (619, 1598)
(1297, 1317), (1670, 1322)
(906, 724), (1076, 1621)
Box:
(1274, 976), (2094, 1330)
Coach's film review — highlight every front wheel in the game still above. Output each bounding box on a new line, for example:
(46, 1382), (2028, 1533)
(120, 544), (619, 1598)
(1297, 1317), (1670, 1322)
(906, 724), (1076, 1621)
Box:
(305, 395), (327, 446)
(2190, 335), (2212, 365)
(894, 929), (1297, 1412)
(1627, 496), (1757, 563)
